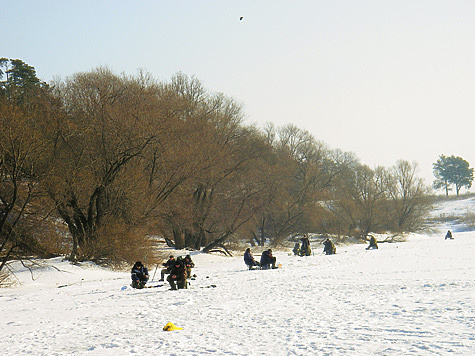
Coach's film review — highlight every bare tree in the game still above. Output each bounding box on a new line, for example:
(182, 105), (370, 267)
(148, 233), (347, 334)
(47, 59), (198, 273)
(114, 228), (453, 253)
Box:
(386, 160), (431, 232)
(328, 163), (388, 239)
(249, 125), (334, 245)
(0, 91), (55, 272)
(45, 68), (159, 261)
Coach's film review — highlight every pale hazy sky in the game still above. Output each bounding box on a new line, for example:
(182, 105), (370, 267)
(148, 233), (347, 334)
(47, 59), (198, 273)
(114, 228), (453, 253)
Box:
(2, 0), (474, 188)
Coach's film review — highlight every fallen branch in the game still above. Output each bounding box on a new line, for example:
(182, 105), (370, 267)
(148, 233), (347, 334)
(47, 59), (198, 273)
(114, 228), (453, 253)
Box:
(378, 234), (405, 243)
(208, 244), (233, 257)
(208, 249), (228, 256)
(164, 238), (175, 248)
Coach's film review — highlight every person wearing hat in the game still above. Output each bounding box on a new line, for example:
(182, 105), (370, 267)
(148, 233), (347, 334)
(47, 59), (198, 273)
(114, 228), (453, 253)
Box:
(159, 255), (176, 281)
(167, 258), (187, 290)
(323, 238), (336, 254)
(300, 235), (311, 256)
(131, 261), (149, 289)
(445, 230), (453, 240)
(183, 254), (195, 277)
(260, 249), (277, 269)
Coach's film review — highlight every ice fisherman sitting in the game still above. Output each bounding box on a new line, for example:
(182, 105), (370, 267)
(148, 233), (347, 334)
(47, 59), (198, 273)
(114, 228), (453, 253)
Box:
(244, 248), (260, 269)
(131, 261), (149, 289)
(260, 249), (277, 269)
(366, 236), (378, 250)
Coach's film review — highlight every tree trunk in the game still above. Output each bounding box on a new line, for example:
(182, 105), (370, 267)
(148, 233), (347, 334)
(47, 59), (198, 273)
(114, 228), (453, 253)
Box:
(258, 221), (266, 246)
(69, 235), (79, 262)
(0, 244), (16, 273)
(250, 232), (257, 246)
(184, 229), (194, 249)
(173, 228), (185, 249)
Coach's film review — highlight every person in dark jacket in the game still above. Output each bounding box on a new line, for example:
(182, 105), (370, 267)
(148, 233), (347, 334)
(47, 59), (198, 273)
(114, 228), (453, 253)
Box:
(293, 242), (300, 256)
(131, 261), (149, 289)
(445, 230), (453, 240)
(183, 254), (195, 277)
(323, 238), (336, 255)
(244, 248), (260, 269)
(300, 235), (311, 256)
(366, 236), (378, 250)
(167, 259), (187, 290)
(260, 249), (277, 269)
(159, 255), (175, 281)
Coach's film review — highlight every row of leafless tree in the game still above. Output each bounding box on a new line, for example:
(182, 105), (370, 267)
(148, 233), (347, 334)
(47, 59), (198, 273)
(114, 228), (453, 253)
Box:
(0, 67), (431, 269)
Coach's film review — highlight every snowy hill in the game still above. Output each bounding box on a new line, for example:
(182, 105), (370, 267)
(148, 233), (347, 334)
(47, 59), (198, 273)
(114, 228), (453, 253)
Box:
(429, 195), (475, 233)
(1, 197), (474, 355)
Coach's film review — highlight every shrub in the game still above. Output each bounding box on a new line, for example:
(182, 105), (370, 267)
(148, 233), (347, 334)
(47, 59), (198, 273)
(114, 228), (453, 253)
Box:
(80, 223), (160, 268)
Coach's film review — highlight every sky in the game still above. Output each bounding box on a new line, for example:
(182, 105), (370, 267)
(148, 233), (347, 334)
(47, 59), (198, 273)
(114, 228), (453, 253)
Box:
(2, 0), (474, 189)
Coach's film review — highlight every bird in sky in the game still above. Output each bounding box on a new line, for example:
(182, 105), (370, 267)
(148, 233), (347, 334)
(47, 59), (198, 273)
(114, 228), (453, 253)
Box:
(239, 17), (243, 21)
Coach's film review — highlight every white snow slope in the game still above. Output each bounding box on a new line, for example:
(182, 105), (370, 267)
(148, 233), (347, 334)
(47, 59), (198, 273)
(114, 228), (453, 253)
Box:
(1, 197), (474, 356)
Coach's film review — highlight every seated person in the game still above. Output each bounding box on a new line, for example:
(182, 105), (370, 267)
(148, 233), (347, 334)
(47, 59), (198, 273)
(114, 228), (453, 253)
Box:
(260, 249), (277, 269)
(366, 236), (378, 250)
(300, 235), (311, 256)
(292, 242), (300, 256)
(183, 254), (195, 277)
(131, 261), (149, 289)
(159, 255), (175, 281)
(323, 238), (336, 255)
(244, 248), (260, 269)
(167, 259), (187, 290)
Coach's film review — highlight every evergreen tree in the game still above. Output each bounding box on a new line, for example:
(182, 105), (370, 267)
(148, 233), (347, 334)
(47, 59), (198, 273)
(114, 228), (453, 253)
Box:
(0, 58), (43, 103)
(433, 155), (473, 195)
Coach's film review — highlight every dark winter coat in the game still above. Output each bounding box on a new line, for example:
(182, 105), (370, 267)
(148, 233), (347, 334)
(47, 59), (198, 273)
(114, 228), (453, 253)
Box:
(260, 250), (271, 266)
(163, 257), (176, 270)
(323, 239), (336, 255)
(368, 236), (378, 249)
(168, 261), (187, 281)
(131, 266), (149, 283)
(244, 250), (258, 267)
(293, 243), (300, 256)
(260, 250), (276, 268)
(300, 237), (311, 256)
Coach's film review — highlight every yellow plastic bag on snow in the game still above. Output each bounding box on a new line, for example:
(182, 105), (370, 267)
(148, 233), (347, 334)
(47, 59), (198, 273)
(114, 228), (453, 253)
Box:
(163, 322), (183, 331)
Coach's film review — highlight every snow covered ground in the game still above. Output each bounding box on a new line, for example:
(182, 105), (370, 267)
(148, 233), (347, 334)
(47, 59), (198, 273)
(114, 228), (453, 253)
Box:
(1, 198), (474, 355)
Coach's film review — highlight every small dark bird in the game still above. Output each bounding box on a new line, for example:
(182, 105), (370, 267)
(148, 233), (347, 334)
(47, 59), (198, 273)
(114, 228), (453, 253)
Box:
(240, 17), (243, 21)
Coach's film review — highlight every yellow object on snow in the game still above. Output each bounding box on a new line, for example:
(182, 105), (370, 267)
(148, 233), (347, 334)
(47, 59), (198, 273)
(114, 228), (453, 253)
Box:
(163, 322), (183, 331)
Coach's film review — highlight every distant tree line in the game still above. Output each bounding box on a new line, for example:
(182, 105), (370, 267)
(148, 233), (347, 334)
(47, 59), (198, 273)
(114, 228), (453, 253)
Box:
(0, 59), (432, 270)
(433, 154), (473, 196)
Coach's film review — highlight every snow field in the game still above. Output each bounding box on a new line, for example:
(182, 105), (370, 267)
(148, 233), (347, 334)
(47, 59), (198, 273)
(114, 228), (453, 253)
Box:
(1, 230), (474, 355)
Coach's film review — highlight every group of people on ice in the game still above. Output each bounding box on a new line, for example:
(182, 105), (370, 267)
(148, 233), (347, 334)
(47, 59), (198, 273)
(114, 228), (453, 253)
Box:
(133, 230), (456, 289)
(159, 254), (195, 290)
(292, 235), (337, 256)
(293, 235), (312, 256)
(131, 254), (195, 290)
(244, 235), (341, 269)
(244, 248), (278, 270)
